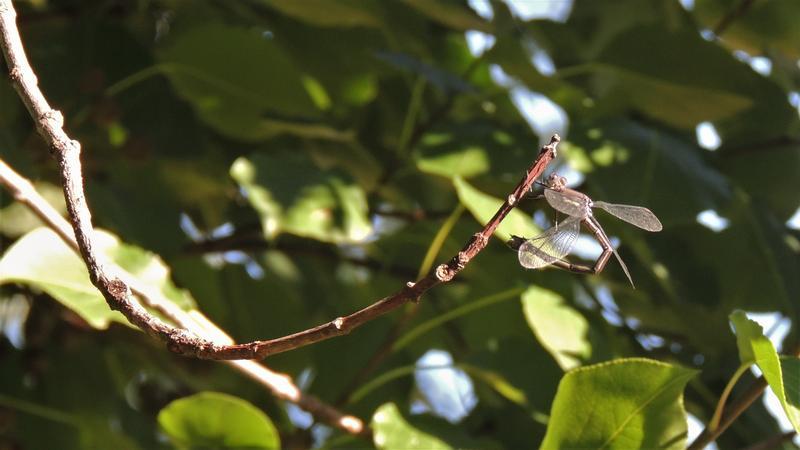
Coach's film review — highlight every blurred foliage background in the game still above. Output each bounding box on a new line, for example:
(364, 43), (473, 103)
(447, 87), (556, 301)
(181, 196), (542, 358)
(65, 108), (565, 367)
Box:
(1, 0), (800, 448)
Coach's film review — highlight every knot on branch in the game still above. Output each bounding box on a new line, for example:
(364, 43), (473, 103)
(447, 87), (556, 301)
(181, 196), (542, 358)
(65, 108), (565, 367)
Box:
(40, 109), (63, 128)
(166, 329), (216, 357)
(9, 67), (26, 83)
(469, 234), (487, 252)
(435, 263), (453, 282)
(333, 317), (345, 330)
(507, 193), (517, 205)
(104, 276), (129, 300)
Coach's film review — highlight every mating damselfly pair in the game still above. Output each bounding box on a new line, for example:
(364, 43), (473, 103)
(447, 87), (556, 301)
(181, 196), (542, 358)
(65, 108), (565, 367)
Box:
(510, 173), (662, 288)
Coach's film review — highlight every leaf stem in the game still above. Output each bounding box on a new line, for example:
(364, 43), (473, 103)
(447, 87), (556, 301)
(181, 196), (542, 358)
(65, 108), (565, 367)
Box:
(417, 204), (465, 279)
(0, 394), (80, 426)
(709, 363), (750, 431)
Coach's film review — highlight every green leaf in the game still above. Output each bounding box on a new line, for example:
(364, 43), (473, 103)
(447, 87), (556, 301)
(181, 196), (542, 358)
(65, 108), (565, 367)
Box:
(372, 403), (497, 450)
(588, 26), (755, 129)
(729, 311), (800, 432)
(230, 153), (372, 243)
(159, 23), (317, 141)
(416, 144), (490, 178)
(591, 25), (794, 139)
(541, 358), (697, 450)
(158, 391), (279, 449)
(372, 403), (451, 450)
(585, 63), (751, 128)
(718, 144), (800, 220)
(0, 228), (196, 329)
(521, 286), (590, 370)
(0, 182), (66, 237)
(730, 310), (777, 365)
(459, 363), (528, 406)
(414, 125), (539, 179)
(780, 358), (800, 427)
(453, 176), (539, 242)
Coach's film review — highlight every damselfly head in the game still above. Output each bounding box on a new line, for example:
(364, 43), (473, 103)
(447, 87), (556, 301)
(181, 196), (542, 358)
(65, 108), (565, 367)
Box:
(507, 235), (527, 251)
(545, 173), (567, 191)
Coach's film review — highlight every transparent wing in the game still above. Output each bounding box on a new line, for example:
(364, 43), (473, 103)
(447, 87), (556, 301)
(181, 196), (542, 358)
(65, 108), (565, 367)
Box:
(544, 188), (589, 218)
(592, 201), (663, 232)
(518, 216), (580, 269)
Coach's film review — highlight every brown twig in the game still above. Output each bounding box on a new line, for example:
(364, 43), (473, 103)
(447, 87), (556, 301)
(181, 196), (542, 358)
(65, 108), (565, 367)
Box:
(0, 0), (559, 360)
(0, 159), (366, 436)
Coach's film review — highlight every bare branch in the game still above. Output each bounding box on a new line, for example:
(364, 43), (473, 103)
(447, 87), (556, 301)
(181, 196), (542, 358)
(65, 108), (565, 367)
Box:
(0, 0), (559, 360)
(0, 158), (365, 435)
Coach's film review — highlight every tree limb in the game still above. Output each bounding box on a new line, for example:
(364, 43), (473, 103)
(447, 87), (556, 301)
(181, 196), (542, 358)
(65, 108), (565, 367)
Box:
(0, 158), (366, 436)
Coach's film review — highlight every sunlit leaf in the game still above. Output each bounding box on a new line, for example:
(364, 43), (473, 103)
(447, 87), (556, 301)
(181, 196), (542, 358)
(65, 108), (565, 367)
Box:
(730, 311), (800, 432)
(416, 144), (489, 178)
(373, 403), (451, 450)
(230, 153), (372, 244)
(372, 403), (498, 450)
(541, 358), (697, 450)
(521, 286), (590, 370)
(0, 228), (196, 329)
(158, 391), (279, 449)
(0, 182), (66, 237)
(453, 176), (539, 242)
(414, 124), (537, 179)
(460, 363), (528, 406)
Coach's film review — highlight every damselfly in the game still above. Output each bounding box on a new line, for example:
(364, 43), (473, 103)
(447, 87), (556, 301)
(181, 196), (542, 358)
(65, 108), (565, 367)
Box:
(512, 174), (662, 287)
